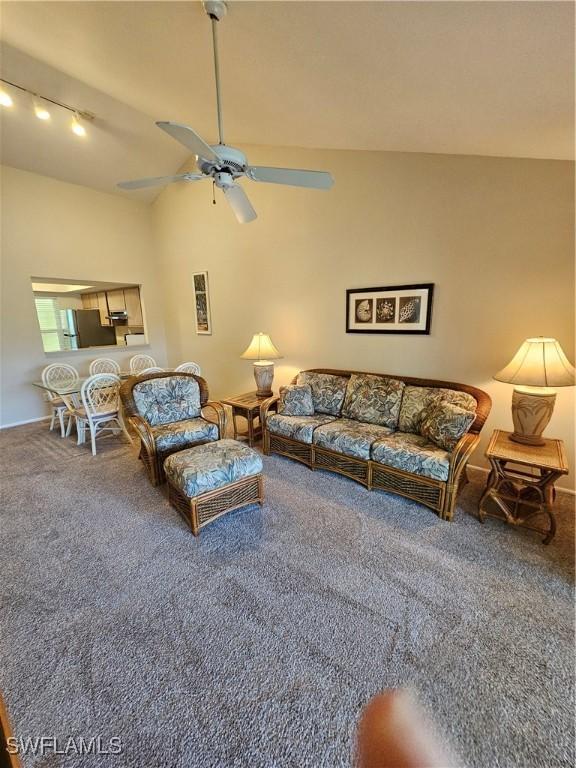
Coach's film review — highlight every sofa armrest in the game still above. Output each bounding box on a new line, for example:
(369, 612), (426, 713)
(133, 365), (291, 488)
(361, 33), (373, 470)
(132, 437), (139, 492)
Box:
(201, 400), (227, 438)
(260, 396), (279, 430)
(448, 432), (480, 484)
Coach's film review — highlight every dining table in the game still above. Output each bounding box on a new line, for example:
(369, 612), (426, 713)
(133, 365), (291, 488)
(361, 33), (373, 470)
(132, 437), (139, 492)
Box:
(32, 372), (132, 408)
(32, 373), (134, 445)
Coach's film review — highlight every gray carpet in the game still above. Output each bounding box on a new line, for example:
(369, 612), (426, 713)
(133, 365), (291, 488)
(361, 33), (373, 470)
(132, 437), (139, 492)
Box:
(1, 422), (574, 768)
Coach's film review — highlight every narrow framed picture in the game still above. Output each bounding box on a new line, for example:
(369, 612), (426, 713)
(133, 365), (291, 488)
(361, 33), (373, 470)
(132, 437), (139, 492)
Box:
(192, 271), (212, 335)
(346, 283), (434, 334)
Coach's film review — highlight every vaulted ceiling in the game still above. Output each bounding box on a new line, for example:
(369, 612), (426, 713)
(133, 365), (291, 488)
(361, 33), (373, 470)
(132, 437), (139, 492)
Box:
(1, 1), (573, 200)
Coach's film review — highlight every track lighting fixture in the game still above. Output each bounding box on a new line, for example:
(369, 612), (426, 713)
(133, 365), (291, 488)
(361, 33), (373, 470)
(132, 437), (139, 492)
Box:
(0, 78), (94, 136)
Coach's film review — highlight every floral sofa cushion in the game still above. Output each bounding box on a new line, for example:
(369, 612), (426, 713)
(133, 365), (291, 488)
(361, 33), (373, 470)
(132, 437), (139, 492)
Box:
(371, 432), (450, 481)
(164, 439), (262, 498)
(151, 418), (218, 452)
(267, 413), (337, 444)
(342, 374), (405, 428)
(296, 372), (348, 416)
(313, 419), (394, 460)
(420, 402), (475, 451)
(133, 376), (201, 426)
(278, 384), (314, 417)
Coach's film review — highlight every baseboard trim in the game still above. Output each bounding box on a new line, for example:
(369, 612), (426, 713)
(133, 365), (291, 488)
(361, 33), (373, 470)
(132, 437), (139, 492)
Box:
(0, 415), (51, 429)
(468, 463), (575, 497)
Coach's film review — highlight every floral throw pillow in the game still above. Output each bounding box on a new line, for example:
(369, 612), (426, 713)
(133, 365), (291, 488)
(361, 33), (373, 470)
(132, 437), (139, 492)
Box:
(420, 401), (475, 451)
(297, 372), (348, 416)
(341, 374), (405, 428)
(398, 386), (440, 433)
(278, 384), (315, 417)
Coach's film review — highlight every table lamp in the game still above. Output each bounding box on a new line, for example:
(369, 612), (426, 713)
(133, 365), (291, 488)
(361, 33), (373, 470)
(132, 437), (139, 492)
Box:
(494, 337), (575, 445)
(240, 332), (282, 397)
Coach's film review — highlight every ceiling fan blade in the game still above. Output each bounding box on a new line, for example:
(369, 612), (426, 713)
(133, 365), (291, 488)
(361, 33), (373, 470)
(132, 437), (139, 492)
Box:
(156, 121), (222, 164)
(223, 184), (257, 224)
(117, 173), (204, 190)
(247, 166), (334, 190)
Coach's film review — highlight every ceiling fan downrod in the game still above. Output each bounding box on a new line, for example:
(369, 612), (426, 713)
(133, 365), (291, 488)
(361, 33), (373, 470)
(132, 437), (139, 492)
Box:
(204, 1), (227, 146)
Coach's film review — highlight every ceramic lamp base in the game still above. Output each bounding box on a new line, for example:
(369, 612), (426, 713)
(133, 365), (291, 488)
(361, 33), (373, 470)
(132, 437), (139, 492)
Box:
(253, 362), (274, 398)
(510, 387), (556, 446)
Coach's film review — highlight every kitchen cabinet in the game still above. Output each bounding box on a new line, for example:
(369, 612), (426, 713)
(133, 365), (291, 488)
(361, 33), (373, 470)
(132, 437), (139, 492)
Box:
(81, 293), (98, 310)
(80, 287), (143, 327)
(124, 287), (143, 326)
(97, 292), (110, 325)
(106, 289), (126, 313)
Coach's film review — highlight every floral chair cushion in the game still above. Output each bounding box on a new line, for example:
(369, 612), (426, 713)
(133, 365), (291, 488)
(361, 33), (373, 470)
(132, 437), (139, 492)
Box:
(151, 418), (218, 452)
(371, 432), (450, 481)
(267, 413), (337, 444)
(164, 439), (262, 499)
(420, 402), (475, 451)
(313, 419), (394, 460)
(278, 384), (314, 417)
(133, 376), (201, 427)
(296, 372), (348, 416)
(342, 374), (405, 428)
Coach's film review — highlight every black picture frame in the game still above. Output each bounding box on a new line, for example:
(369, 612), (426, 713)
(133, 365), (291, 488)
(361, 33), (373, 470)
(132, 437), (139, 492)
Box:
(346, 283), (434, 335)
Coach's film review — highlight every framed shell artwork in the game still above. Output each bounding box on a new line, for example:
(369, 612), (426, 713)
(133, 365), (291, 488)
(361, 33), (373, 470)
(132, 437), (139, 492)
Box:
(346, 283), (434, 335)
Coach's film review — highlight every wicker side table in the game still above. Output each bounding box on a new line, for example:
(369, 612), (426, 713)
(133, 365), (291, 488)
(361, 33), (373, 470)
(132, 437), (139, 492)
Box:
(221, 391), (277, 446)
(479, 429), (569, 544)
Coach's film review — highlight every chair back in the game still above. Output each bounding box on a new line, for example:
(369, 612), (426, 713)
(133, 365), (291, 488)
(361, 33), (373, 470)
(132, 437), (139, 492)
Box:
(41, 363), (79, 402)
(130, 354), (156, 374)
(138, 366), (164, 375)
(89, 357), (121, 376)
(175, 361), (201, 375)
(121, 372), (209, 427)
(81, 373), (120, 417)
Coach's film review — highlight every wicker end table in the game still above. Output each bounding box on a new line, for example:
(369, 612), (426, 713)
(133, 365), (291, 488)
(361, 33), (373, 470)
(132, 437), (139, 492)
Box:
(221, 392), (277, 447)
(479, 429), (569, 544)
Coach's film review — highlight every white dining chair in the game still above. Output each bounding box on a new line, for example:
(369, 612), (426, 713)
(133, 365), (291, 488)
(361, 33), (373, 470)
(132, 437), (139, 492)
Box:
(129, 354), (157, 375)
(70, 373), (131, 456)
(175, 361), (201, 375)
(138, 367), (164, 375)
(89, 357), (121, 375)
(41, 363), (79, 437)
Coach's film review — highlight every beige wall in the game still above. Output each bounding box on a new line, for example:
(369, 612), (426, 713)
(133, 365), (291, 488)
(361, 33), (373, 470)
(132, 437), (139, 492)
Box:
(0, 165), (168, 426)
(153, 146), (575, 489)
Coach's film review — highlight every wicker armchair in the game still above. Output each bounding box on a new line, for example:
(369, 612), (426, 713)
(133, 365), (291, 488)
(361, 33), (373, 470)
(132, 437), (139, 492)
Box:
(261, 368), (491, 522)
(120, 372), (226, 486)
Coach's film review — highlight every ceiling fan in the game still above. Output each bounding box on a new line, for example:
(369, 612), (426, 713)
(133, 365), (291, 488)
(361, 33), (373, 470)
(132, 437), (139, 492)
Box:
(118, 1), (334, 223)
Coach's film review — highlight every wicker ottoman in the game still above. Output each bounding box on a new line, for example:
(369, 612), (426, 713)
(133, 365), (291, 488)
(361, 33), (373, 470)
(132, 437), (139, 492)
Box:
(164, 439), (264, 536)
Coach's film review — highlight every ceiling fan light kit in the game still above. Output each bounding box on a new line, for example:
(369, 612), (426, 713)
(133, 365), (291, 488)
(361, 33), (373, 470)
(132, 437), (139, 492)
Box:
(118, 1), (334, 222)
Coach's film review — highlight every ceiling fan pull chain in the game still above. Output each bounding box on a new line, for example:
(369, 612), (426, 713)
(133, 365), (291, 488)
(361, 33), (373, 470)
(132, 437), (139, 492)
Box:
(212, 180), (216, 205)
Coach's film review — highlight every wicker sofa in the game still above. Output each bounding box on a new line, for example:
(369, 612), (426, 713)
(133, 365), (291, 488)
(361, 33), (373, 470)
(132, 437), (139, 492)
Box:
(261, 368), (491, 521)
(120, 372), (226, 486)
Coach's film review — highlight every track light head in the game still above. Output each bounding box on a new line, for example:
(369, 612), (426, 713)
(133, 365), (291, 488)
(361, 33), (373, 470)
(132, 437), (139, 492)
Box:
(71, 112), (86, 136)
(0, 90), (13, 108)
(34, 99), (50, 120)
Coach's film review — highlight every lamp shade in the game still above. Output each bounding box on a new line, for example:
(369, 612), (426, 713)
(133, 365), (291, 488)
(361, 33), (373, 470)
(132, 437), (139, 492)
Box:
(240, 332), (282, 361)
(494, 337), (575, 388)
